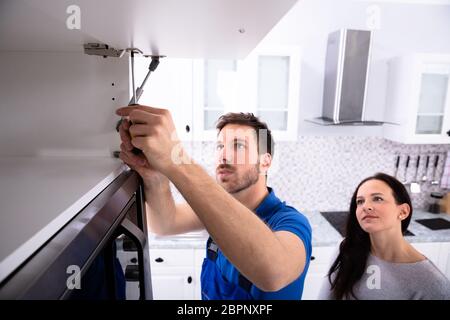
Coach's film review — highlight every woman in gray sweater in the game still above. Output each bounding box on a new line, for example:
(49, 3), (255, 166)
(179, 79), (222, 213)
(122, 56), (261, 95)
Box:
(318, 173), (450, 300)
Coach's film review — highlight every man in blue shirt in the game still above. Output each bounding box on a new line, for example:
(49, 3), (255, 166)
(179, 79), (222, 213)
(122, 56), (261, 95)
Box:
(116, 107), (312, 299)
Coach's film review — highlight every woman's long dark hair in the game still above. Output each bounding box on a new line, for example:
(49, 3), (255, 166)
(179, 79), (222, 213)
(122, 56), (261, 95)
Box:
(327, 172), (413, 299)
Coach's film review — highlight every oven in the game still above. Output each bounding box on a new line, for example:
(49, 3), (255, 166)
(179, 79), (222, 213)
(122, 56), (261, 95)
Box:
(0, 170), (152, 300)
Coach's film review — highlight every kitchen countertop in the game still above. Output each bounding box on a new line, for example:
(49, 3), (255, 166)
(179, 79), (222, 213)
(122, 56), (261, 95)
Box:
(305, 209), (450, 246)
(148, 231), (209, 249)
(148, 210), (450, 249)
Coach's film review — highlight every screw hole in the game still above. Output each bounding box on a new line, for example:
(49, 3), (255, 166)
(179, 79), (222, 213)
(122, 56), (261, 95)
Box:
(112, 83), (115, 86)
(112, 97), (115, 101)
(185, 125), (190, 133)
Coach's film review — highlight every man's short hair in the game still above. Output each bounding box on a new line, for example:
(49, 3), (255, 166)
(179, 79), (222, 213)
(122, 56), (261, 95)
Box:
(216, 112), (274, 157)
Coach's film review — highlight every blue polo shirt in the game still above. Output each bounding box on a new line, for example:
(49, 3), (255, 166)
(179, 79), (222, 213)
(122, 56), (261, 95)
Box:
(212, 187), (312, 300)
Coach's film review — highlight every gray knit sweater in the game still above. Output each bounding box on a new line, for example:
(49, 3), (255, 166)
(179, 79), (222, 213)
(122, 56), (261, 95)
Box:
(318, 254), (450, 300)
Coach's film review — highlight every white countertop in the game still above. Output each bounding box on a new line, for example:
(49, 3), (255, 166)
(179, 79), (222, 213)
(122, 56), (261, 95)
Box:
(0, 156), (127, 283)
(147, 210), (450, 250)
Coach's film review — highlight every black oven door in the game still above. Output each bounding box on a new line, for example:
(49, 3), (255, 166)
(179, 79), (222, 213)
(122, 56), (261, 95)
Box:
(0, 170), (153, 300)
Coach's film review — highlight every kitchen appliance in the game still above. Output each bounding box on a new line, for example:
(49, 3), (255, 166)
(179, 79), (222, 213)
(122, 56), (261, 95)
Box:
(307, 29), (390, 126)
(428, 192), (444, 214)
(416, 218), (450, 230)
(421, 155), (430, 182)
(0, 171), (152, 300)
(410, 155), (421, 193)
(394, 155), (400, 179)
(403, 155), (410, 184)
(431, 154), (441, 185)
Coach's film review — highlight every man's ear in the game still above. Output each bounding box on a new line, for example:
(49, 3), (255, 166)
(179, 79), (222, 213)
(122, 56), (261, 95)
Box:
(260, 153), (272, 172)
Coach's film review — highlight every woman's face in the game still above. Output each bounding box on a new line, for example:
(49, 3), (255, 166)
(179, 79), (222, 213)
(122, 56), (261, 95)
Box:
(355, 179), (409, 234)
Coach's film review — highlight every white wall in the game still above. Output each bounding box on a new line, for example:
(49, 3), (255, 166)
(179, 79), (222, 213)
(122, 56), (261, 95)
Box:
(256, 0), (450, 136)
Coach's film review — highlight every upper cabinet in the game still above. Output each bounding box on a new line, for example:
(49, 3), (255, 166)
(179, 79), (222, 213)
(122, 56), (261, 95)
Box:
(192, 45), (301, 141)
(0, 0), (297, 59)
(134, 57), (194, 142)
(0, 0), (299, 155)
(383, 54), (450, 144)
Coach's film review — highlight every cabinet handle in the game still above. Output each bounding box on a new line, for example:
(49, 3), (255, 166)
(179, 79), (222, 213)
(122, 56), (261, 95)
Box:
(187, 276), (192, 284)
(125, 265), (139, 281)
(155, 257), (164, 263)
(311, 256), (316, 261)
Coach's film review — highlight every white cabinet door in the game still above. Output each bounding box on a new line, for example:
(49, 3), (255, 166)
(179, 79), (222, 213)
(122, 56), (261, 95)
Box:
(412, 242), (450, 280)
(194, 249), (207, 300)
(149, 248), (196, 299)
(384, 54), (450, 144)
(410, 242), (441, 267)
(192, 45), (301, 142)
(135, 57), (193, 142)
(303, 266), (329, 300)
(438, 242), (450, 280)
(303, 246), (336, 300)
(151, 267), (195, 300)
(150, 248), (194, 268)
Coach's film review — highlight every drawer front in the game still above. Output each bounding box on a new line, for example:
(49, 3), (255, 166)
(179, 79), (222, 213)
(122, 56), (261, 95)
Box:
(150, 249), (194, 268)
(310, 246), (337, 266)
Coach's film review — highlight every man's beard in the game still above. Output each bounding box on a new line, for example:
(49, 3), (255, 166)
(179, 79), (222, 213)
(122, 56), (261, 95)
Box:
(216, 164), (260, 194)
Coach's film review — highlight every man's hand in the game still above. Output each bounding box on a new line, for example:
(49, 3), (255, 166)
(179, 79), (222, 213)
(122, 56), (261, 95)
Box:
(116, 105), (187, 175)
(118, 116), (168, 187)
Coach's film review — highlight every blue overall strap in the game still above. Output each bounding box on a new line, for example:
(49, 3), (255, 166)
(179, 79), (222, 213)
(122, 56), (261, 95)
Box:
(206, 237), (253, 293)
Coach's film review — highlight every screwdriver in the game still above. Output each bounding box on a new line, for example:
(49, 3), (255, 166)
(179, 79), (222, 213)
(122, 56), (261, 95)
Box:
(116, 50), (162, 155)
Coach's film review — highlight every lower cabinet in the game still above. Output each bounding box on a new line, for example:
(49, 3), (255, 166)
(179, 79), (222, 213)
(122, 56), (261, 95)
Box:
(441, 243), (450, 279)
(150, 248), (205, 300)
(149, 242), (450, 300)
(151, 267), (196, 300)
(302, 246), (336, 300)
(411, 241), (450, 280)
(194, 249), (207, 300)
(410, 242), (441, 267)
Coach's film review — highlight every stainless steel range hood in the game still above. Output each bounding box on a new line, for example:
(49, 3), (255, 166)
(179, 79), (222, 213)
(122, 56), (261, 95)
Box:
(308, 29), (386, 126)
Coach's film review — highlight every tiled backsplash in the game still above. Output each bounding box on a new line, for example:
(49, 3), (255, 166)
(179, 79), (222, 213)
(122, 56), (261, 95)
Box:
(173, 137), (450, 213)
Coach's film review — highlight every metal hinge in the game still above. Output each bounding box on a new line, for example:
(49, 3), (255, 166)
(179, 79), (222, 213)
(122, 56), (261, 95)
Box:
(83, 43), (125, 58)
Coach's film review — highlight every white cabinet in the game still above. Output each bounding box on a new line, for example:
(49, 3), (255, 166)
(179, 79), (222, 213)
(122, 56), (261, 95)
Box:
(384, 54), (450, 144)
(412, 241), (450, 280)
(135, 57), (193, 142)
(195, 249), (207, 300)
(302, 246), (336, 300)
(135, 45), (302, 143)
(150, 248), (205, 300)
(192, 45), (301, 141)
(0, 0), (297, 59)
(439, 242), (450, 279)
(151, 267), (196, 300)
(150, 248), (196, 300)
(410, 242), (440, 266)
